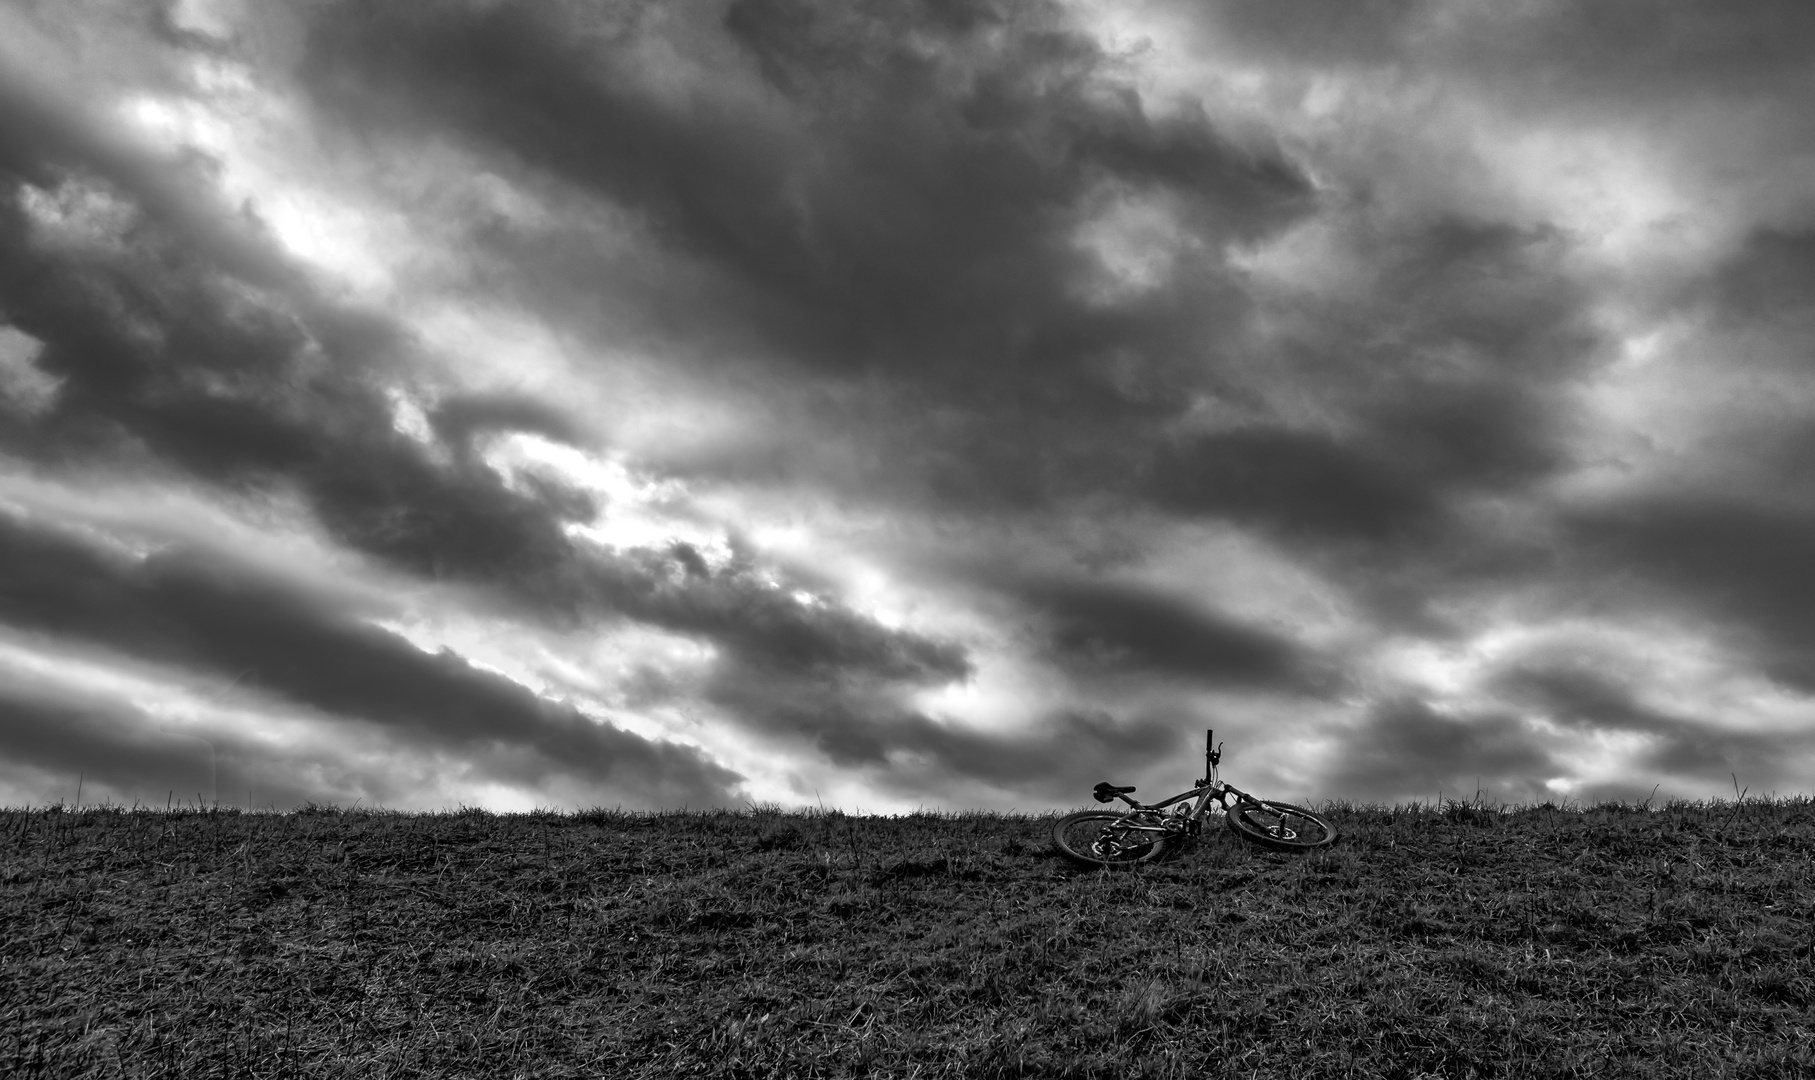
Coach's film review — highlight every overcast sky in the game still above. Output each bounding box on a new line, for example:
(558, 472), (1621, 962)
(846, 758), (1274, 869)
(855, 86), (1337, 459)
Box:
(2, 0), (1813, 813)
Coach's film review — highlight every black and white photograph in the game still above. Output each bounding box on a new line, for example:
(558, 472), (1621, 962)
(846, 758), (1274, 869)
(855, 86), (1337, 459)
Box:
(5, 1), (1813, 1075)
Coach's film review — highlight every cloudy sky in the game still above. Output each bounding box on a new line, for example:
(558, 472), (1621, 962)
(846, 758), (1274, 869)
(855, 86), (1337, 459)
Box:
(3, 0), (1814, 813)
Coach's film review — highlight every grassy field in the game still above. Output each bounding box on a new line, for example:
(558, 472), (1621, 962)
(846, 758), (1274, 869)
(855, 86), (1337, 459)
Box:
(4, 795), (1813, 1079)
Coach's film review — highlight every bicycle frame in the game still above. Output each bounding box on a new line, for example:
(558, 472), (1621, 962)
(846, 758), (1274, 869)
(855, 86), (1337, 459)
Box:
(1058, 728), (1338, 862)
(1089, 730), (1267, 842)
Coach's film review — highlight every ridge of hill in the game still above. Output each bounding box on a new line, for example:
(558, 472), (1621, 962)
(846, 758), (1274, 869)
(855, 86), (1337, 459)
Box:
(4, 797), (1813, 1078)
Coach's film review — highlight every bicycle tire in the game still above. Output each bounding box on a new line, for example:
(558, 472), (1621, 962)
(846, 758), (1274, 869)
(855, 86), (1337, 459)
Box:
(1052, 810), (1178, 868)
(1225, 799), (1337, 852)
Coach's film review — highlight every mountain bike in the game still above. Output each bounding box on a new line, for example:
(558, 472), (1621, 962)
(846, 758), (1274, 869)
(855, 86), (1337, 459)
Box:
(1052, 729), (1337, 866)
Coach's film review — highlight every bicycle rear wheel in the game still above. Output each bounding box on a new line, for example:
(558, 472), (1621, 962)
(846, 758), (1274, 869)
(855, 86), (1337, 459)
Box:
(1225, 799), (1337, 852)
(1052, 810), (1177, 868)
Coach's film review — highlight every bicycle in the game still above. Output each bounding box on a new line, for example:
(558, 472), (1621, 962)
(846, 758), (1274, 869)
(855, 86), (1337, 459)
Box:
(1052, 729), (1337, 866)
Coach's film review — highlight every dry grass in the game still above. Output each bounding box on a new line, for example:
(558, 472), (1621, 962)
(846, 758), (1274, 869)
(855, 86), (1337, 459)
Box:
(4, 795), (1813, 1078)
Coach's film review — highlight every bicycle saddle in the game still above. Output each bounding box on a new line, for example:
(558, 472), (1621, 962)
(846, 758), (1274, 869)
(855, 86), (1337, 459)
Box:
(1092, 782), (1136, 802)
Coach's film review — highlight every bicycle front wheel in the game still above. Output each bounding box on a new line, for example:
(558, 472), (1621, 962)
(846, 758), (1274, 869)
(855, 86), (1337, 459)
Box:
(1052, 810), (1176, 868)
(1225, 800), (1337, 852)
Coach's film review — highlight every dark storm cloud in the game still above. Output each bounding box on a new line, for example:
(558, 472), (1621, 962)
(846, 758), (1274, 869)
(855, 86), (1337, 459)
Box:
(294, 0), (1313, 507)
(1495, 664), (1815, 799)
(0, 188), (574, 589)
(1149, 427), (1436, 542)
(1013, 575), (1327, 691)
(0, 508), (744, 806)
(1567, 500), (1815, 692)
(1131, 213), (1594, 571)
(702, 656), (1183, 801)
(578, 541), (972, 684)
(0, 35), (306, 298)
(1488, 227), (1815, 699)
(1455, 0), (1815, 114)
(0, 679), (386, 811)
(1711, 228), (1815, 319)
(880, 705), (1184, 799)
(1192, 0), (1815, 93)
(1322, 698), (1558, 807)
(1495, 665), (1683, 738)
(0, 684), (214, 805)
(1185, 0), (1433, 66)
(0, 140), (968, 687)
(0, 165), (968, 784)
(428, 392), (588, 459)
(298, 0), (1308, 364)
(688, 562), (1321, 793)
